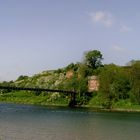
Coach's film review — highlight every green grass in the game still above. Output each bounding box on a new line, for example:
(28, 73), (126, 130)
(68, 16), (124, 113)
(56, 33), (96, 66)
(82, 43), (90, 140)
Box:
(113, 99), (140, 110)
(87, 94), (140, 111)
(0, 91), (69, 106)
(88, 94), (103, 107)
(2, 91), (140, 112)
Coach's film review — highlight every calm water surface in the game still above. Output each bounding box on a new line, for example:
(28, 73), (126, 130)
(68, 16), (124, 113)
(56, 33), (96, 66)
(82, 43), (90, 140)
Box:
(0, 103), (140, 140)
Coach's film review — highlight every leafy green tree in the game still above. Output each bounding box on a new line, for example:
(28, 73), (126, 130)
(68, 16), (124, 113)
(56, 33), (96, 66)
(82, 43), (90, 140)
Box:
(77, 76), (88, 105)
(99, 64), (131, 108)
(65, 63), (78, 72)
(0, 81), (13, 93)
(84, 50), (103, 69)
(16, 75), (29, 81)
(78, 63), (91, 77)
(130, 61), (140, 104)
(63, 72), (88, 105)
(65, 75), (79, 92)
(110, 71), (131, 100)
(99, 64), (117, 108)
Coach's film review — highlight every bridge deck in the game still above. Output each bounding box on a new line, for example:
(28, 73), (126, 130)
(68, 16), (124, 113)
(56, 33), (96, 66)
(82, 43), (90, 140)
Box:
(0, 86), (77, 107)
(0, 86), (76, 94)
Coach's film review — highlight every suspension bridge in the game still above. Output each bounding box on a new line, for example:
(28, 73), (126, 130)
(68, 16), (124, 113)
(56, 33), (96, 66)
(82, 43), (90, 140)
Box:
(0, 86), (77, 107)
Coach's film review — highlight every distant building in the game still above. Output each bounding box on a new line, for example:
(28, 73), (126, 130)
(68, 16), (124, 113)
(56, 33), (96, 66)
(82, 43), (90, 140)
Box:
(88, 76), (99, 92)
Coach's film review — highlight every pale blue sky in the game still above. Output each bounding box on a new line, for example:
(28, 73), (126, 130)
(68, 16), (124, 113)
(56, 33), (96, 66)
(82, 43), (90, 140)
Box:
(0, 0), (140, 81)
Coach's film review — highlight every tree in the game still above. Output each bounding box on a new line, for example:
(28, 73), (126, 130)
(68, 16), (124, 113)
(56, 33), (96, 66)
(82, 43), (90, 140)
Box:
(99, 64), (131, 108)
(16, 75), (29, 81)
(84, 50), (103, 69)
(99, 64), (117, 108)
(0, 81), (13, 93)
(130, 61), (140, 104)
(65, 63), (78, 72)
(78, 63), (91, 77)
(126, 60), (140, 67)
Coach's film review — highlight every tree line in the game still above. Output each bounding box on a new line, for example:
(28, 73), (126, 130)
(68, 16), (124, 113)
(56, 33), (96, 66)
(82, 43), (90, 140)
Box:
(59, 50), (140, 108)
(1, 50), (140, 109)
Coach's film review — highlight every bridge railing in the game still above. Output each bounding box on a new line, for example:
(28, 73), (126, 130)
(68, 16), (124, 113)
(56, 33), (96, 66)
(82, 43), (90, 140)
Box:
(0, 86), (77, 94)
(0, 86), (77, 107)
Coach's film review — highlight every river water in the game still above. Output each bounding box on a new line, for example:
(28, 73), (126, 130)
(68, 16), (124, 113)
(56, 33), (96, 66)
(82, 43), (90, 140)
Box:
(0, 103), (140, 140)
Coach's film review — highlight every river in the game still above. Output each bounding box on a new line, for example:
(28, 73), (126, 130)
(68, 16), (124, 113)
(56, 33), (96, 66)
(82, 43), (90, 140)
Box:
(0, 103), (140, 140)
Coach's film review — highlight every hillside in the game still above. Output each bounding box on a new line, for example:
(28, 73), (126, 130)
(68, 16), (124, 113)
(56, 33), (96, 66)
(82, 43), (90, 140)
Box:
(0, 68), (68, 105)
(14, 70), (66, 89)
(1, 50), (140, 111)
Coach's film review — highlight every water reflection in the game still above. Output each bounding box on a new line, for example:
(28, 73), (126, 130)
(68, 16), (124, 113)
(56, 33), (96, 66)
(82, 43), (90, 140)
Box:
(0, 103), (140, 140)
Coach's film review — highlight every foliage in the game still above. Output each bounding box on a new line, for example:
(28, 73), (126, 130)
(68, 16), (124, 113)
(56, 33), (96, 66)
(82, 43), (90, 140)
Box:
(130, 61), (140, 104)
(84, 50), (103, 69)
(0, 91), (68, 105)
(78, 63), (93, 77)
(99, 64), (131, 108)
(88, 92), (103, 107)
(16, 75), (29, 81)
(0, 81), (14, 93)
(2, 50), (140, 110)
(78, 63), (88, 77)
(65, 63), (79, 72)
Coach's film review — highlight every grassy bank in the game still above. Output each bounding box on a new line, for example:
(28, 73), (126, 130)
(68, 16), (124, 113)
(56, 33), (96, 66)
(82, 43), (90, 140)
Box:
(1, 91), (140, 113)
(88, 94), (140, 112)
(0, 91), (69, 106)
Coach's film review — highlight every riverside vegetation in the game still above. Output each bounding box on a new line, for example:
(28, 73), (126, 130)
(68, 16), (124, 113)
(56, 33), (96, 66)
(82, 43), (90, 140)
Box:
(1, 50), (140, 111)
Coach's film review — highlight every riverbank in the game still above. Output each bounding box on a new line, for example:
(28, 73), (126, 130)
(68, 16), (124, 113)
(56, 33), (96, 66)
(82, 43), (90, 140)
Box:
(1, 91), (140, 113)
(1, 99), (140, 113)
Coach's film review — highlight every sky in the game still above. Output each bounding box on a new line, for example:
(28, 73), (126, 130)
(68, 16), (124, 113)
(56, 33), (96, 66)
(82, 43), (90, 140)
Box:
(0, 0), (140, 81)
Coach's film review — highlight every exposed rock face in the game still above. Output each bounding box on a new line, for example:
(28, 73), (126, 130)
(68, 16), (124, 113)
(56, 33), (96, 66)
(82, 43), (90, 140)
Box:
(88, 76), (99, 92)
(15, 70), (99, 93)
(15, 71), (66, 89)
(66, 70), (74, 79)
